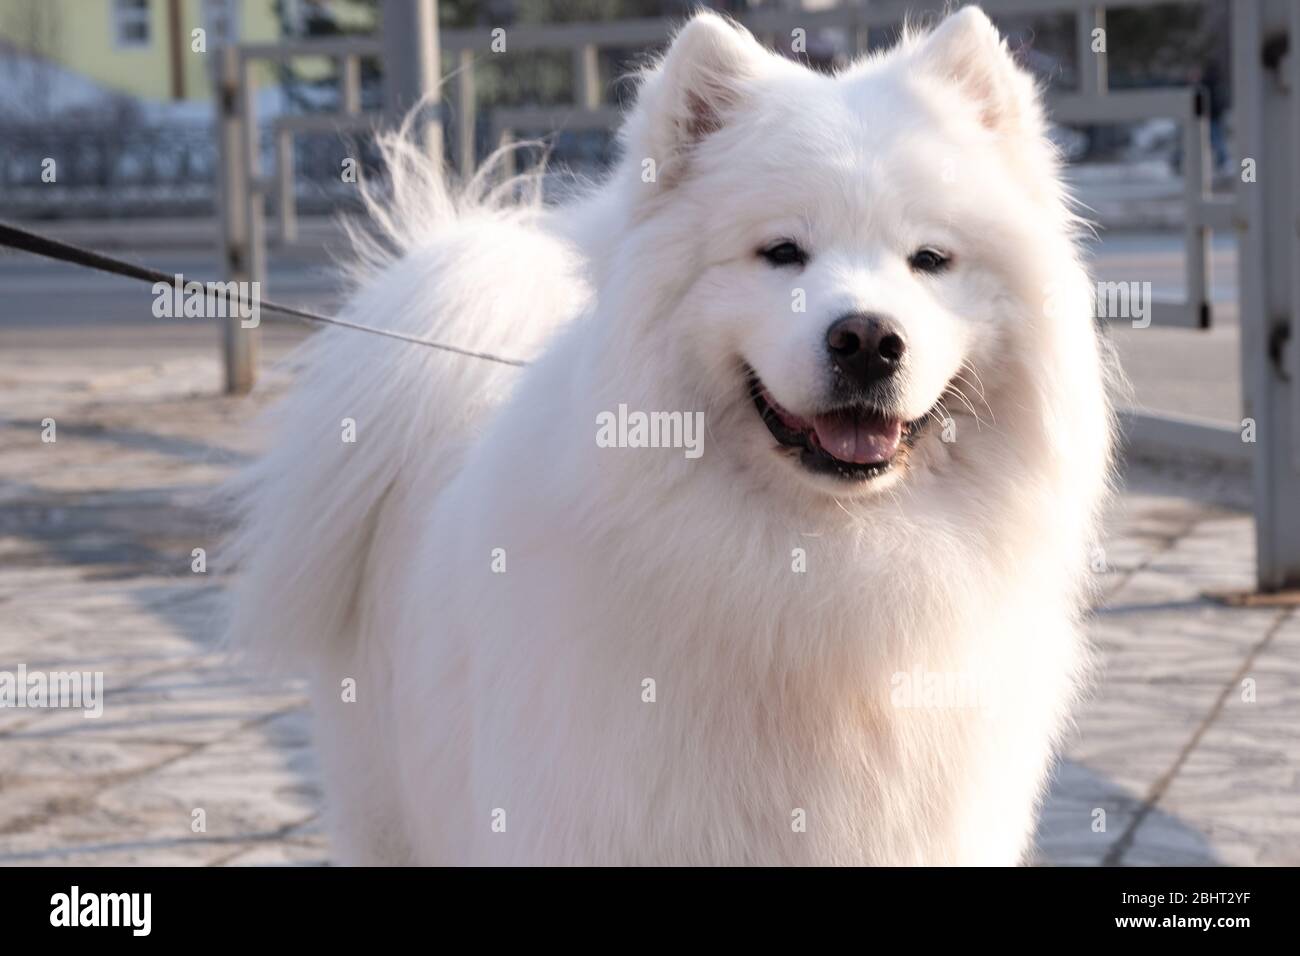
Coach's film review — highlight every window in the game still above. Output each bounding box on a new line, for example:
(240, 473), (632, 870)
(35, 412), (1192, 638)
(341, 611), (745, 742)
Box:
(202, 0), (240, 47)
(112, 0), (151, 49)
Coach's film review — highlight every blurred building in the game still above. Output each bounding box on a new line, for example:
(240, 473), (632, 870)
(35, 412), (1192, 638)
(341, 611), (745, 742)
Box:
(0, 0), (375, 104)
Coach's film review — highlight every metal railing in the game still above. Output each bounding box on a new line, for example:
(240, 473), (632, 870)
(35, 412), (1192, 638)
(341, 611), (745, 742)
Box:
(212, 0), (1300, 590)
(225, 3), (1231, 407)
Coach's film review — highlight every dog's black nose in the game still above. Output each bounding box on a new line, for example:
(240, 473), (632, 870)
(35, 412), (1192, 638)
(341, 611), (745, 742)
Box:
(826, 313), (906, 388)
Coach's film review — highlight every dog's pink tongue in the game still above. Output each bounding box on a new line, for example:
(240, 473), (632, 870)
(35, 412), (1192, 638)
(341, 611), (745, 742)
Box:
(812, 411), (903, 464)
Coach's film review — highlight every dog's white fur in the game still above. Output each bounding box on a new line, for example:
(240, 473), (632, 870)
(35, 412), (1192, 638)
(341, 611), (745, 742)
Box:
(228, 7), (1114, 865)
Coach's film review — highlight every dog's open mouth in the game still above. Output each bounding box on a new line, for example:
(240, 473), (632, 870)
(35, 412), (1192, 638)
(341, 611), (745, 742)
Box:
(747, 367), (920, 481)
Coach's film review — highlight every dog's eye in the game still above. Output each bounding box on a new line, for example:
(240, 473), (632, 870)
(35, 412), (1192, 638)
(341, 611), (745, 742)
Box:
(908, 247), (951, 274)
(759, 241), (808, 268)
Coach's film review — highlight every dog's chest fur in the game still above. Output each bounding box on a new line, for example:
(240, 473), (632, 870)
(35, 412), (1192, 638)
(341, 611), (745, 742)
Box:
(404, 466), (1083, 866)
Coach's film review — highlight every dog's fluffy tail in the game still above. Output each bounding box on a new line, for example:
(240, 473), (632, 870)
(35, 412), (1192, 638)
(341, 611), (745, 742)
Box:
(224, 117), (585, 670)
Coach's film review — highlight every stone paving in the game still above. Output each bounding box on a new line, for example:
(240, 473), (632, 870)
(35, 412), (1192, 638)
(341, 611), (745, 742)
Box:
(0, 337), (326, 865)
(0, 335), (1295, 866)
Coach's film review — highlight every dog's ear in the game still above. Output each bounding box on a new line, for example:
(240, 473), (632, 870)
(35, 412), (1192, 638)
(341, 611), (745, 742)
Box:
(631, 12), (766, 185)
(912, 7), (1038, 134)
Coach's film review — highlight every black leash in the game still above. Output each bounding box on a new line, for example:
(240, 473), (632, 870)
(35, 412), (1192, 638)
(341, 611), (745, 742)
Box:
(0, 220), (528, 368)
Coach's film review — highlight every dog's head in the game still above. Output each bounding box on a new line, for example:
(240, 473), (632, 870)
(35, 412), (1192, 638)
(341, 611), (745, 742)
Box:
(617, 7), (1080, 498)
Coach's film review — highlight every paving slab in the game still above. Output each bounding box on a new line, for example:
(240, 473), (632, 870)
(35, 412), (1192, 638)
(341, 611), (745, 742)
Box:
(1, 335), (1294, 866)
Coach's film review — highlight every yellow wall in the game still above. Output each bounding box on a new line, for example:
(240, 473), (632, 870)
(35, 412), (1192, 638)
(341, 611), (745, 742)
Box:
(0, 0), (377, 103)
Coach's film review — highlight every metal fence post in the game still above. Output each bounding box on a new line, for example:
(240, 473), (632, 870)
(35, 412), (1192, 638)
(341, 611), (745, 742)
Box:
(1234, 0), (1300, 590)
(1076, 5), (1107, 96)
(457, 47), (476, 175)
(1184, 84), (1212, 328)
(498, 128), (516, 179)
(382, 0), (442, 159)
(215, 44), (258, 394)
(275, 127), (296, 244)
(341, 53), (362, 114)
(574, 43), (600, 111)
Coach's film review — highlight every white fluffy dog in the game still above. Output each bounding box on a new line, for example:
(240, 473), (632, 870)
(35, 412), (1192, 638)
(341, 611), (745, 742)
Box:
(228, 6), (1114, 865)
